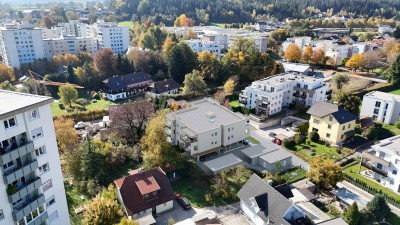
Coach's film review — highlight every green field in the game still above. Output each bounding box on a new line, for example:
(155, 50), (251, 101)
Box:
(65, 184), (86, 225)
(390, 89), (400, 96)
(229, 100), (240, 107)
(286, 140), (352, 161)
(118, 21), (134, 28)
(51, 99), (115, 116)
(279, 166), (306, 183)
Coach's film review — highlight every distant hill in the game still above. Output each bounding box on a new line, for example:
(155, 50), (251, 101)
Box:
(0, 0), (96, 5)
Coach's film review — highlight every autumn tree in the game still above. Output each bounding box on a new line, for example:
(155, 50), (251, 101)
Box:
(118, 218), (139, 225)
(345, 54), (364, 72)
(41, 16), (53, 28)
(271, 62), (285, 75)
(54, 118), (79, 154)
(269, 29), (287, 42)
(284, 43), (302, 62)
(363, 51), (381, 74)
(0, 64), (15, 83)
(302, 46), (313, 63)
(77, 51), (93, 65)
(197, 51), (220, 81)
(311, 48), (325, 65)
(182, 70), (207, 95)
(64, 53), (80, 67)
(58, 84), (78, 107)
(174, 14), (195, 27)
(52, 55), (66, 67)
(94, 48), (116, 78)
(110, 99), (154, 143)
(333, 73), (350, 90)
(335, 91), (362, 115)
(307, 156), (343, 189)
(83, 196), (123, 225)
(223, 79), (236, 94)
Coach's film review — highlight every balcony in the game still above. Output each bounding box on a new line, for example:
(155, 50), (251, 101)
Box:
(361, 162), (388, 177)
(0, 142), (34, 166)
(239, 93), (247, 98)
(27, 211), (48, 225)
(13, 194), (45, 222)
(293, 86), (314, 94)
(8, 177), (42, 204)
(3, 160), (39, 185)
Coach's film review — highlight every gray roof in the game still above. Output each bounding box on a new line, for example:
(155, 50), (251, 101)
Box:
(169, 98), (247, 133)
(241, 144), (277, 159)
(237, 174), (292, 225)
(317, 218), (348, 225)
(364, 91), (400, 102)
(204, 154), (243, 172)
(307, 102), (357, 124)
(259, 149), (292, 164)
(0, 90), (53, 119)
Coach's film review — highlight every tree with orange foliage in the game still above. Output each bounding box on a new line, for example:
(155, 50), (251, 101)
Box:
(170, 102), (179, 111)
(311, 48), (325, 65)
(64, 53), (80, 67)
(174, 14), (195, 27)
(345, 54), (364, 72)
(302, 46), (313, 63)
(284, 43), (302, 62)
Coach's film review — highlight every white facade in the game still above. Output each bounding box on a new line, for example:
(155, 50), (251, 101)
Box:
(184, 39), (223, 59)
(239, 73), (330, 116)
(282, 36), (312, 52)
(90, 20), (130, 54)
(166, 99), (249, 159)
(0, 21), (45, 68)
(0, 91), (69, 225)
(360, 91), (400, 125)
(43, 35), (99, 58)
(378, 25), (394, 34)
(255, 22), (268, 31)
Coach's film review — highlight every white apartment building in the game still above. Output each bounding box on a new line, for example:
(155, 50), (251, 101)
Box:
(184, 39), (223, 59)
(360, 91), (400, 125)
(378, 25), (394, 34)
(0, 91), (70, 225)
(43, 35), (99, 58)
(89, 20), (130, 54)
(239, 73), (331, 116)
(227, 35), (269, 53)
(282, 36), (313, 52)
(201, 34), (229, 49)
(361, 136), (400, 193)
(165, 98), (249, 160)
(42, 21), (89, 39)
(0, 21), (45, 68)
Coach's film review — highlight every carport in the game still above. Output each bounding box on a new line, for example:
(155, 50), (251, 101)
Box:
(203, 154), (243, 175)
(241, 145), (277, 165)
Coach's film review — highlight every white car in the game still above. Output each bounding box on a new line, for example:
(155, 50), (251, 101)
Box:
(74, 121), (88, 130)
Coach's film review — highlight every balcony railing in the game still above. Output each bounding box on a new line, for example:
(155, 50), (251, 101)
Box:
(8, 177), (42, 204)
(0, 142), (34, 166)
(3, 160), (38, 185)
(13, 194), (45, 221)
(362, 162), (388, 177)
(27, 211), (48, 225)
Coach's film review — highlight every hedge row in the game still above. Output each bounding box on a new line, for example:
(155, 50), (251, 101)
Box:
(53, 109), (108, 122)
(344, 174), (400, 207)
(339, 158), (357, 167)
(230, 105), (255, 115)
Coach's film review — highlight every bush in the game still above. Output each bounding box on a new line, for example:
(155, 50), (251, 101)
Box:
(311, 152), (316, 156)
(53, 109), (108, 122)
(340, 158), (356, 167)
(294, 133), (303, 144)
(308, 132), (320, 142)
(336, 147), (342, 154)
(283, 139), (296, 149)
(311, 149), (316, 153)
(305, 139), (311, 145)
(395, 120), (400, 129)
(92, 92), (100, 100)
(325, 142), (331, 147)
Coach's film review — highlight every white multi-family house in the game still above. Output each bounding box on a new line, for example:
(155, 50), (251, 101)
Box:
(361, 136), (400, 193)
(282, 36), (312, 52)
(255, 22), (268, 31)
(184, 39), (223, 59)
(165, 98), (249, 160)
(89, 20), (130, 54)
(360, 91), (400, 125)
(0, 21), (45, 68)
(43, 35), (99, 58)
(239, 73), (331, 116)
(378, 25), (394, 34)
(0, 91), (70, 225)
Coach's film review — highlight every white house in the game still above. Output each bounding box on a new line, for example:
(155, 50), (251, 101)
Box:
(165, 98), (249, 160)
(255, 22), (268, 31)
(0, 21), (45, 68)
(147, 79), (180, 97)
(0, 90), (70, 225)
(89, 20), (130, 54)
(282, 36), (312, 52)
(239, 73), (331, 116)
(360, 91), (400, 124)
(184, 39), (223, 59)
(282, 62), (310, 75)
(43, 35), (99, 58)
(378, 25), (394, 34)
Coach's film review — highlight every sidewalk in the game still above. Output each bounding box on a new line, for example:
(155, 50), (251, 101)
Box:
(337, 181), (400, 216)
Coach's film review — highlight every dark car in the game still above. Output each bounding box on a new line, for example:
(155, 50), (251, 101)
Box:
(176, 195), (191, 210)
(243, 139), (250, 145)
(199, 155), (206, 161)
(269, 132), (277, 137)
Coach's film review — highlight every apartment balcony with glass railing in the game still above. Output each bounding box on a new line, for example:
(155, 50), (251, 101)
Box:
(13, 193), (45, 222)
(7, 176), (42, 204)
(3, 159), (38, 185)
(0, 132), (32, 164)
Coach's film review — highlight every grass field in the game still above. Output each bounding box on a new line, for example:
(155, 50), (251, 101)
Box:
(65, 184), (86, 225)
(344, 164), (400, 202)
(118, 21), (134, 28)
(229, 100), (240, 107)
(390, 88), (400, 96)
(383, 124), (400, 136)
(247, 136), (260, 144)
(51, 99), (115, 116)
(279, 166), (306, 184)
(286, 140), (352, 161)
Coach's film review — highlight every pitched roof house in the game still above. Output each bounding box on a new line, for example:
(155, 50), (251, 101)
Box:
(103, 72), (153, 101)
(147, 78), (180, 97)
(114, 167), (175, 224)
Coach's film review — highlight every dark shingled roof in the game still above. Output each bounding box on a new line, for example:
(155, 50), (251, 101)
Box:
(307, 102), (357, 124)
(237, 174), (292, 225)
(275, 184), (294, 199)
(103, 72), (152, 91)
(149, 79), (180, 94)
(114, 167), (175, 216)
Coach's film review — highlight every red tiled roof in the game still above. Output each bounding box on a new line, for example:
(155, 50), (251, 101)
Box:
(114, 167), (175, 215)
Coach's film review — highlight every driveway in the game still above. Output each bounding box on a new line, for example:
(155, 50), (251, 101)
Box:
(156, 201), (210, 224)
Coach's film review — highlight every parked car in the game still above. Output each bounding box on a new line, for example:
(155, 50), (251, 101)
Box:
(74, 121), (88, 130)
(269, 132), (277, 137)
(243, 139), (250, 145)
(175, 194), (191, 210)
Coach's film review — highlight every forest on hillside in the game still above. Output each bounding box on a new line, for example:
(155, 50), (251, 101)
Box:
(108, 0), (400, 24)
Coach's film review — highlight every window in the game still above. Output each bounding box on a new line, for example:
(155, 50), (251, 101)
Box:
(228, 128), (230, 132)
(4, 117), (17, 129)
(348, 124), (351, 128)
(46, 195), (56, 207)
(373, 108), (379, 114)
(328, 124), (331, 129)
(42, 180), (53, 192)
(0, 209), (3, 220)
(31, 127), (43, 139)
(329, 116), (333, 121)
(377, 163), (383, 169)
(38, 163), (50, 174)
(29, 109), (39, 120)
(375, 101), (381, 107)
(342, 125), (345, 130)
(3, 161), (14, 170)
(35, 146), (46, 157)
(326, 133), (331, 138)
(393, 170), (398, 175)
(313, 119), (320, 124)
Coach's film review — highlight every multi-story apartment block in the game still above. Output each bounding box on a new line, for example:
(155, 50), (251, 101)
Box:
(43, 35), (99, 58)
(184, 39), (223, 59)
(201, 34), (229, 49)
(0, 91), (69, 225)
(360, 91), (400, 125)
(239, 73), (331, 116)
(282, 36), (312, 52)
(361, 135), (400, 193)
(42, 21), (89, 39)
(165, 98), (249, 160)
(89, 20), (130, 54)
(0, 21), (45, 69)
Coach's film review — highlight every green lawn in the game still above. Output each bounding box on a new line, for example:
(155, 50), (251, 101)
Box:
(247, 136), (260, 144)
(286, 140), (352, 161)
(383, 124), (400, 136)
(390, 89), (400, 96)
(118, 21), (134, 28)
(65, 184), (86, 225)
(279, 166), (306, 183)
(344, 164), (400, 202)
(229, 100), (240, 107)
(51, 99), (115, 116)
(171, 177), (229, 207)
(386, 212), (400, 225)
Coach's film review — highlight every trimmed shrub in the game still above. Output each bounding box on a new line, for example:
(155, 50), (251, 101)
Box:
(294, 133), (303, 144)
(336, 147), (342, 154)
(283, 139), (296, 149)
(305, 139), (311, 145)
(308, 132), (320, 142)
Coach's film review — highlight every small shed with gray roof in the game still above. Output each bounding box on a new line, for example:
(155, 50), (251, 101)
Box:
(241, 144), (292, 172)
(203, 153), (243, 175)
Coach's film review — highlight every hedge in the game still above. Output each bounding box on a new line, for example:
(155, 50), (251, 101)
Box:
(53, 109), (108, 122)
(339, 158), (357, 167)
(230, 105), (255, 115)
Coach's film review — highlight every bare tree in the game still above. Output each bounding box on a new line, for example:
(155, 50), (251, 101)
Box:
(363, 50), (382, 74)
(110, 99), (154, 143)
